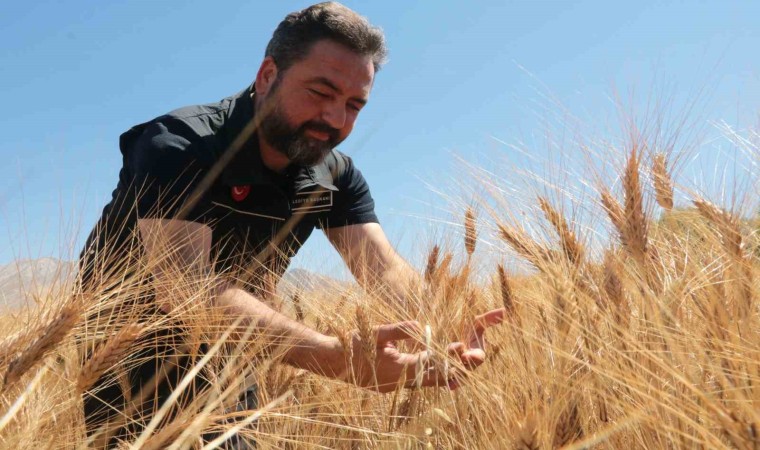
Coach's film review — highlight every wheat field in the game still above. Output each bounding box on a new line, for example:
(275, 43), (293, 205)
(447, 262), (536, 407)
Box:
(0, 120), (759, 449)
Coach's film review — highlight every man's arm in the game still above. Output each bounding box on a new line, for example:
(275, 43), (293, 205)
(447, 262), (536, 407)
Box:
(138, 218), (346, 375)
(325, 222), (421, 309)
(137, 218), (461, 392)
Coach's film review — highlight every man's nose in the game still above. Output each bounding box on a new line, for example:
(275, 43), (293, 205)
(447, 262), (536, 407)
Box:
(321, 101), (346, 130)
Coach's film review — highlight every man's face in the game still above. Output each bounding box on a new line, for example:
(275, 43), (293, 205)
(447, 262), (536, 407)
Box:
(258, 39), (375, 167)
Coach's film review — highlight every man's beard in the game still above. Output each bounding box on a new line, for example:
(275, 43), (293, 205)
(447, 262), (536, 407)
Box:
(259, 100), (342, 167)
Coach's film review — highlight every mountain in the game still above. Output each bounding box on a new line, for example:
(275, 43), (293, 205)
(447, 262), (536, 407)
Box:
(0, 258), (340, 311)
(0, 258), (76, 310)
(277, 268), (345, 297)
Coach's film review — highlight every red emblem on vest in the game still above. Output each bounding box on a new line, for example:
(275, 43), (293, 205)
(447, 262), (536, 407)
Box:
(231, 185), (251, 202)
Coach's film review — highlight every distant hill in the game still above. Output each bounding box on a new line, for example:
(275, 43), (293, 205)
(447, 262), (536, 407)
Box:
(0, 258), (340, 311)
(278, 268), (345, 297)
(0, 258), (76, 310)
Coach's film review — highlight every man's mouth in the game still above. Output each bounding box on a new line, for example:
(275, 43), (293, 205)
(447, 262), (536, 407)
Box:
(305, 128), (331, 142)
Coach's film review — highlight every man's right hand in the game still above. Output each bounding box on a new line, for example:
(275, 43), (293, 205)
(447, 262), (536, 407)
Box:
(328, 314), (503, 393)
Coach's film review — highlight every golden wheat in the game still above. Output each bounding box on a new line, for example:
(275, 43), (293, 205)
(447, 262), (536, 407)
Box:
(0, 118), (758, 449)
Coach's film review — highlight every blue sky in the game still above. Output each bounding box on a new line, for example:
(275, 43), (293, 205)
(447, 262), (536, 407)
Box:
(1, 1), (758, 275)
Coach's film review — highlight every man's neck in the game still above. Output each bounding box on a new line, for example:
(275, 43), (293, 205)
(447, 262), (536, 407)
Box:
(258, 138), (291, 174)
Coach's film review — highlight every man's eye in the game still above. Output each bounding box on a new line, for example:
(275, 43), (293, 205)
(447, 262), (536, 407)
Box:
(308, 89), (328, 98)
(348, 103), (362, 112)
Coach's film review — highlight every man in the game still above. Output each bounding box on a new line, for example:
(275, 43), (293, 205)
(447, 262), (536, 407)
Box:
(79, 2), (504, 446)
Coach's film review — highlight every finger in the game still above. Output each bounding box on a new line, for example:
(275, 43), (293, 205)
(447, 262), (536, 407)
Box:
(472, 308), (506, 333)
(376, 321), (421, 344)
(468, 309), (507, 349)
(459, 348), (486, 369)
(447, 343), (487, 370)
(448, 342), (466, 358)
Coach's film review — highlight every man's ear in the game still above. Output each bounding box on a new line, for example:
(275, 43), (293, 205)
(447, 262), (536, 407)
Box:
(255, 56), (279, 96)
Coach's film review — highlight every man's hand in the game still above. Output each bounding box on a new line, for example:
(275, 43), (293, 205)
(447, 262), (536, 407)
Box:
(449, 308), (506, 369)
(338, 309), (506, 393)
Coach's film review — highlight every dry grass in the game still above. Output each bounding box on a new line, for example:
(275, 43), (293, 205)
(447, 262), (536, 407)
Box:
(0, 122), (759, 449)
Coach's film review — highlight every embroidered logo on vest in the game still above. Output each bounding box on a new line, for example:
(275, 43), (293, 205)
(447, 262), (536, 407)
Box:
(231, 185), (251, 202)
(290, 190), (333, 213)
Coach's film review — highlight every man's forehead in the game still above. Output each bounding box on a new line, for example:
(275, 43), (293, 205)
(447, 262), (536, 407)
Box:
(292, 40), (374, 95)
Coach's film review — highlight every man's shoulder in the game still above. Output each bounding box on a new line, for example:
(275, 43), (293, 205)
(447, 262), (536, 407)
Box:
(162, 95), (231, 126)
(118, 93), (239, 164)
(135, 94), (234, 140)
(323, 149), (354, 179)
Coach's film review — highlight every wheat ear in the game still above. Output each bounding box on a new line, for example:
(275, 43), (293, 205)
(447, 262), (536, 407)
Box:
(497, 265), (515, 318)
(292, 291), (305, 322)
(3, 303), (80, 389)
(464, 207), (477, 257)
(693, 198), (753, 318)
(424, 245), (440, 285)
(600, 188), (625, 237)
(693, 198), (742, 259)
(354, 304), (378, 388)
(538, 196), (584, 265)
(355, 304), (376, 366)
(652, 152), (674, 210)
(622, 147), (649, 262)
(515, 412), (540, 450)
(498, 223), (553, 269)
(78, 323), (144, 392)
(553, 400), (584, 448)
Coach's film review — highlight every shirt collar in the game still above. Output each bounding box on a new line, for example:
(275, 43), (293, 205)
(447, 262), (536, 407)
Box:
(219, 84), (338, 192)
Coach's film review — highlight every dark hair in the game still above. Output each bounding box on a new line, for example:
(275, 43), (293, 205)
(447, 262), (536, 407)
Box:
(265, 2), (388, 74)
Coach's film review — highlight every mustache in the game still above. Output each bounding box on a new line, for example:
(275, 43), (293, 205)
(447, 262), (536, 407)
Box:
(300, 121), (340, 142)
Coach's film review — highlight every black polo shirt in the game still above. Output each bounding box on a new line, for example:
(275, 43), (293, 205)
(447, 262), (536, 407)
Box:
(79, 85), (378, 295)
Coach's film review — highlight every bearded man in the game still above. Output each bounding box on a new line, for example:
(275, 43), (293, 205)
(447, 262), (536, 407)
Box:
(79, 2), (503, 446)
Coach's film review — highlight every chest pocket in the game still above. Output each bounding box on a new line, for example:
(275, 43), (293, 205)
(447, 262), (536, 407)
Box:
(203, 183), (324, 295)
